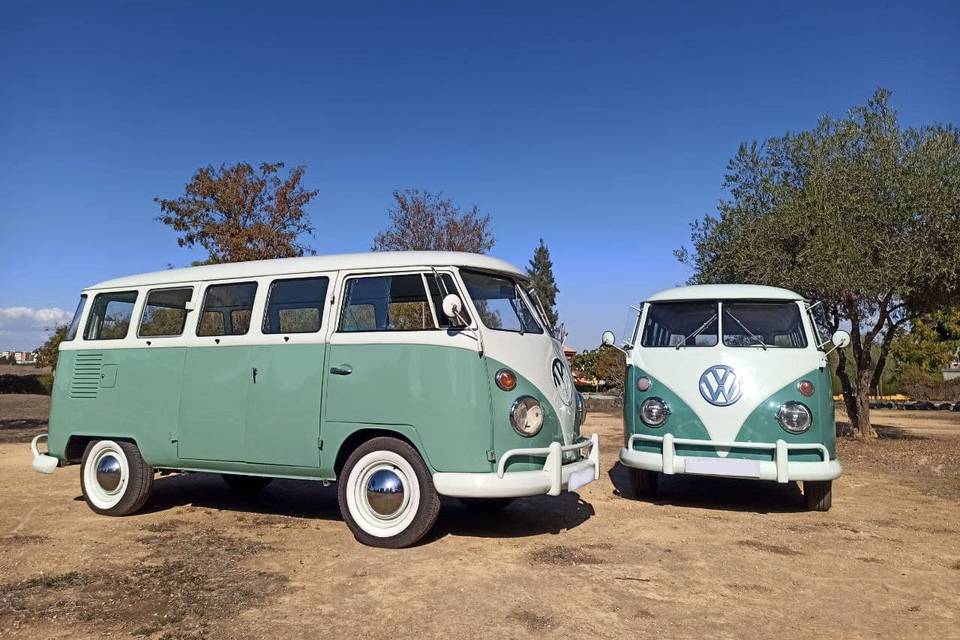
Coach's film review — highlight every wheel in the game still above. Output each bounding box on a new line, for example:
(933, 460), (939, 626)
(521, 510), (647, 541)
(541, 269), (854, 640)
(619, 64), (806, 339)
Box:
(80, 439), (153, 516)
(629, 468), (659, 499)
(337, 437), (440, 548)
(803, 480), (832, 511)
(457, 497), (515, 511)
(221, 474), (273, 493)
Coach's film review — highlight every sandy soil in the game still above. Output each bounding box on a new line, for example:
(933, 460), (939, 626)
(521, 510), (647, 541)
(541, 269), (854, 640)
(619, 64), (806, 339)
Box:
(1, 401), (958, 640)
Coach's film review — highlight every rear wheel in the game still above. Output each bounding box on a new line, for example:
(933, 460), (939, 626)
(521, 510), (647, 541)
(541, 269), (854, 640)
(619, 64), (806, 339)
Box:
(221, 474), (273, 493)
(338, 437), (440, 548)
(629, 468), (659, 499)
(458, 497), (515, 511)
(803, 480), (832, 511)
(80, 439), (153, 516)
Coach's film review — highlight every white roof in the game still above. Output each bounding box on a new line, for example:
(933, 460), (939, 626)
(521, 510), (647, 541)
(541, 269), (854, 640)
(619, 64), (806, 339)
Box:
(646, 284), (804, 302)
(86, 251), (525, 290)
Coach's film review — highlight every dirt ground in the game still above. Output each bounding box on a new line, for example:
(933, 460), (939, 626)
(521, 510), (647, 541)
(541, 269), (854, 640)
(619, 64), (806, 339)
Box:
(1, 398), (958, 640)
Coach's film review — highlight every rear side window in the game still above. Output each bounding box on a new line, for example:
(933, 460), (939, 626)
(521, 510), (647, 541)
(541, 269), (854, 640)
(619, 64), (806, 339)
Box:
(198, 282), (257, 336)
(84, 291), (138, 340)
(641, 302), (718, 347)
(139, 288), (193, 337)
(263, 276), (329, 334)
(339, 274), (436, 332)
(64, 295), (87, 341)
(723, 302), (807, 348)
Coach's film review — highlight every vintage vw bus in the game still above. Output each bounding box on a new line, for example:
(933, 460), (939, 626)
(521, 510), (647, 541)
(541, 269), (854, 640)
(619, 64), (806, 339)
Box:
(31, 252), (597, 547)
(602, 284), (849, 511)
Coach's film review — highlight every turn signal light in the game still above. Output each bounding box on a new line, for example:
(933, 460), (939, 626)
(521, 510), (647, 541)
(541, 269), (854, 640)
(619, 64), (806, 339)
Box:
(797, 380), (815, 397)
(637, 376), (652, 392)
(496, 369), (517, 391)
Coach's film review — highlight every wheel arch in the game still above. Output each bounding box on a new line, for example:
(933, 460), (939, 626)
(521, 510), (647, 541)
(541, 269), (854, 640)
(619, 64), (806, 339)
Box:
(66, 434), (140, 464)
(332, 426), (430, 479)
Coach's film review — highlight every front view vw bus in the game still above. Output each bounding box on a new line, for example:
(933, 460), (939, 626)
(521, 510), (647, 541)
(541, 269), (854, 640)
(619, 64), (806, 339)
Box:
(605, 284), (848, 511)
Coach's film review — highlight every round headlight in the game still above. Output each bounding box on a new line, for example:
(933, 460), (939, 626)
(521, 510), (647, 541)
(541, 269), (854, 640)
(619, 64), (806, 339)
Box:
(575, 392), (587, 428)
(777, 402), (812, 433)
(510, 396), (544, 436)
(640, 397), (670, 427)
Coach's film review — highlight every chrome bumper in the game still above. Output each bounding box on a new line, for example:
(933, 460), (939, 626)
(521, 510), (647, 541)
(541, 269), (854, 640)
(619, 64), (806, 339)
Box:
(433, 434), (600, 498)
(31, 434), (59, 475)
(619, 433), (841, 483)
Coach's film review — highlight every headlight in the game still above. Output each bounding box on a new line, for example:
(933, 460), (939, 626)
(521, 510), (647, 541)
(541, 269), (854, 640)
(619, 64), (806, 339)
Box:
(640, 397), (670, 427)
(575, 392), (587, 428)
(510, 396), (544, 436)
(777, 402), (812, 433)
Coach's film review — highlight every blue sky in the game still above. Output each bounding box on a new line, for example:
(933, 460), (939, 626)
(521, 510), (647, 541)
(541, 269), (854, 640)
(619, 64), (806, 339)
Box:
(1, 1), (958, 350)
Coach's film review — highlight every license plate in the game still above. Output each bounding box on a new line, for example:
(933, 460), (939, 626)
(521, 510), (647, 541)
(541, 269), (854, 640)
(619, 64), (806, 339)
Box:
(567, 467), (595, 492)
(685, 457), (761, 478)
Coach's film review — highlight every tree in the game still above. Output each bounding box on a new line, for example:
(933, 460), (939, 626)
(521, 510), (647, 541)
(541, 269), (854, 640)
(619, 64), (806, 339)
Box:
(156, 162), (318, 263)
(526, 239), (560, 332)
(573, 347), (625, 393)
(890, 310), (960, 384)
(372, 189), (495, 253)
(676, 89), (960, 439)
(35, 325), (68, 372)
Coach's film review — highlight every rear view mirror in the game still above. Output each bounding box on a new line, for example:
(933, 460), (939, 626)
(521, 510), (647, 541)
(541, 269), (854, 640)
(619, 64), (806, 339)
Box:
(601, 331), (616, 347)
(831, 330), (851, 349)
(442, 294), (464, 321)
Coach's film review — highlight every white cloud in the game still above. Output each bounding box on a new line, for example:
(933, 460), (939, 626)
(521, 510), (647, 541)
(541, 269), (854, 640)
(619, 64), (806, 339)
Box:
(0, 307), (72, 332)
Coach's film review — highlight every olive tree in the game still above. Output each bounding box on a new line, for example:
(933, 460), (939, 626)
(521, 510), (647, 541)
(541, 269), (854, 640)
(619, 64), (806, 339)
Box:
(677, 89), (960, 439)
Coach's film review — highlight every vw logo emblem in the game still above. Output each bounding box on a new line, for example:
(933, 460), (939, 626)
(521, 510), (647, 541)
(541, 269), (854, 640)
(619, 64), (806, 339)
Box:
(699, 365), (742, 406)
(552, 358), (573, 405)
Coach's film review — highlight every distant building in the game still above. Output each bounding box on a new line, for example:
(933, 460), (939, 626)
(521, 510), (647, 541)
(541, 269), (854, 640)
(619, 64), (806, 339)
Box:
(1, 350), (38, 365)
(944, 348), (960, 381)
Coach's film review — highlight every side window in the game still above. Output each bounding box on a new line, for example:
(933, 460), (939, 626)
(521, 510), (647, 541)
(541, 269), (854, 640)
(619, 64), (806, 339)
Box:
(84, 291), (138, 340)
(425, 273), (471, 328)
(263, 276), (329, 334)
(64, 295), (87, 341)
(197, 282), (257, 337)
(339, 274), (436, 332)
(139, 288), (193, 337)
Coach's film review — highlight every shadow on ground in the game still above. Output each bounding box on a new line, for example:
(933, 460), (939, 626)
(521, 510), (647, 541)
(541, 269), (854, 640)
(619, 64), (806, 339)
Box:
(0, 418), (46, 444)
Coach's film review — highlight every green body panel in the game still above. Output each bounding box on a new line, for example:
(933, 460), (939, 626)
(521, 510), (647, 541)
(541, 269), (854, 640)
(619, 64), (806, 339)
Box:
(245, 344), (326, 467)
(322, 343), (493, 473)
(625, 364), (836, 462)
(48, 348), (185, 466)
(178, 346), (251, 462)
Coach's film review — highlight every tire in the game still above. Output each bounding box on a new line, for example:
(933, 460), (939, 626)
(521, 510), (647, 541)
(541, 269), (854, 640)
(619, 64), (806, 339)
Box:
(629, 468), (659, 499)
(803, 480), (832, 511)
(221, 474), (273, 493)
(337, 437), (440, 548)
(457, 497), (515, 511)
(80, 439), (153, 516)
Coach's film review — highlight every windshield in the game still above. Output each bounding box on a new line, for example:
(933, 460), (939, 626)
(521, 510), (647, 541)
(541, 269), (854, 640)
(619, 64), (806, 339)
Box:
(722, 302), (807, 348)
(460, 270), (543, 334)
(641, 302), (718, 347)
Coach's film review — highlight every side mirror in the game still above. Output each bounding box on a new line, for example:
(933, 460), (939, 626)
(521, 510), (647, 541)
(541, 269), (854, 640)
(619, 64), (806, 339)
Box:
(601, 330), (616, 347)
(442, 294), (464, 321)
(831, 330), (851, 349)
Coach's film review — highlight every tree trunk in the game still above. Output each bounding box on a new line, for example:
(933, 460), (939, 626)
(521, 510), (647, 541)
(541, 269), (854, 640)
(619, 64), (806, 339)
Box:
(835, 349), (860, 435)
(853, 366), (876, 440)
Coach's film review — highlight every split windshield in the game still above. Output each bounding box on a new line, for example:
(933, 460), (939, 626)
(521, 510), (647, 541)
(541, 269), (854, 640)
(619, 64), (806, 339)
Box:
(460, 270), (543, 334)
(641, 300), (808, 348)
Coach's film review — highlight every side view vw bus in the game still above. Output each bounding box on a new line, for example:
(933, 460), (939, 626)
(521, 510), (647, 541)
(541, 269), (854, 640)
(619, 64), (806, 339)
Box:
(31, 252), (597, 547)
(602, 284), (850, 511)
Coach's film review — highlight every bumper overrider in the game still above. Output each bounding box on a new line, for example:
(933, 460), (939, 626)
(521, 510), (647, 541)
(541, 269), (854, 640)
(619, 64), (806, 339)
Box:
(433, 434), (600, 498)
(619, 433), (841, 483)
(31, 434), (59, 474)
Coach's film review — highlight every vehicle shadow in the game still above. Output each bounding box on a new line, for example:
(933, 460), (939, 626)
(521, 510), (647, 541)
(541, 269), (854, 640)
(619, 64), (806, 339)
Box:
(137, 473), (595, 540)
(608, 461), (806, 514)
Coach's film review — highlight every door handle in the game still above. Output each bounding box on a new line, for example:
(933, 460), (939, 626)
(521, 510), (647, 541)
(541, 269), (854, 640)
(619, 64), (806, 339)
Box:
(330, 365), (353, 376)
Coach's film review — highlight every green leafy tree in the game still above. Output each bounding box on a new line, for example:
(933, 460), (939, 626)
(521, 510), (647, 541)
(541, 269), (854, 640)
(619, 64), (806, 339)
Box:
(35, 325), (68, 372)
(573, 347), (625, 392)
(676, 89), (960, 439)
(526, 239), (560, 332)
(372, 189), (495, 253)
(890, 310), (960, 385)
(156, 162), (318, 263)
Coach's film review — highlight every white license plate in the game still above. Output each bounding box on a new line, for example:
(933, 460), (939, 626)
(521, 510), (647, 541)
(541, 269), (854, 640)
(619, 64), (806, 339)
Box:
(685, 457), (761, 478)
(567, 467), (595, 492)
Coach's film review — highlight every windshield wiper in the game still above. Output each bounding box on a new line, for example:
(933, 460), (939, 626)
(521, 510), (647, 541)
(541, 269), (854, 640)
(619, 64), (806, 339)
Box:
(724, 310), (768, 350)
(676, 313), (718, 349)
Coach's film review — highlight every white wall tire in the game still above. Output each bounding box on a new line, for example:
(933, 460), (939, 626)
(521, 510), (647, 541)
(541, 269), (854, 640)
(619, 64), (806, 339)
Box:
(337, 437), (440, 548)
(80, 440), (153, 516)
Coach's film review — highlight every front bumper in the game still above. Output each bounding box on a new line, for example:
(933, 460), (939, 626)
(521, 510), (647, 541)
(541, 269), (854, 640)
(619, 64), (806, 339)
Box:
(433, 434), (600, 498)
(31, 434), (59, 474)
(619, 433), (841, 483)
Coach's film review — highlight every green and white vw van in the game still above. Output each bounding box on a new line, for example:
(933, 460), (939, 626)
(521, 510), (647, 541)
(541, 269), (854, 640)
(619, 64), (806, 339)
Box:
(31, 252), (597, 547)
(602, 284), (850, 511)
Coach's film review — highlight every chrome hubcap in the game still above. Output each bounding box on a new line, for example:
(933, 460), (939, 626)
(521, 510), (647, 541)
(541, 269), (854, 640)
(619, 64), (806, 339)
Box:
(365, 468), (405, 517)
(96, 455), (122, 492)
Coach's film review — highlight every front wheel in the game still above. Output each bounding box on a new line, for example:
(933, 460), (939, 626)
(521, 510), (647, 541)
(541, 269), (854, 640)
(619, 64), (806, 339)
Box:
(803, 480), (832, 511)
(629, 468), (659, 499)
(80, 439), (153, 516)
(338, 437), (440, 548)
